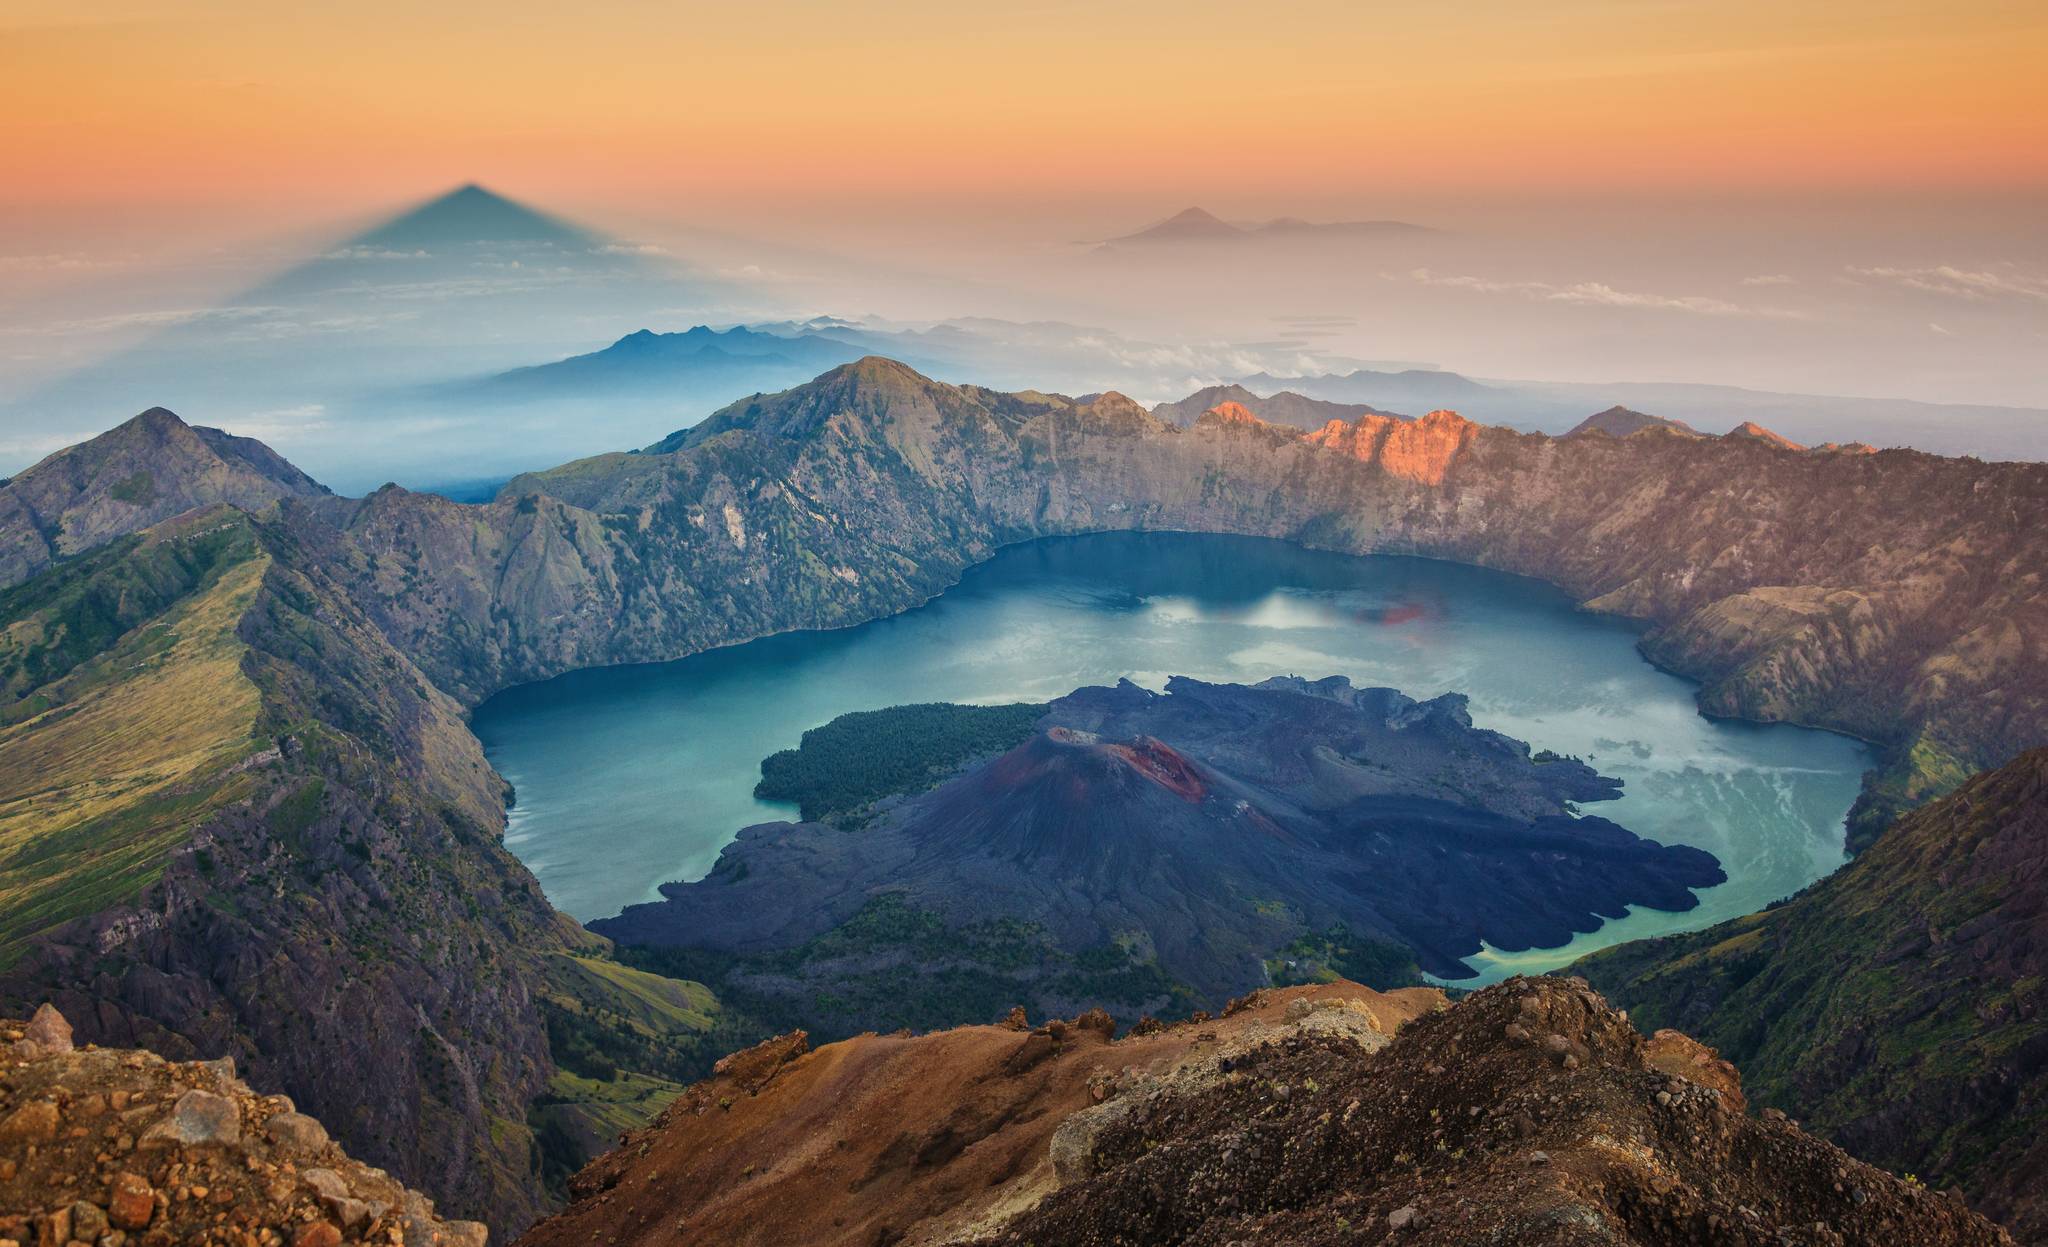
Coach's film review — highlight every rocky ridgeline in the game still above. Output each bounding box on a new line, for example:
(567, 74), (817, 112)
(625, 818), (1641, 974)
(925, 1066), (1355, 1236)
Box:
(0, 1006), (484, 1247)
(519, 978), (2013, 1247)
(974, 978), (2013, 1246)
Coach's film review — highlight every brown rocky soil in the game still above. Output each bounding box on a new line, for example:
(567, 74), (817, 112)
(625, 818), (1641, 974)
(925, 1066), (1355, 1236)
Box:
(518, 979), (2012, 1247)
(516, 984), (1438, 1247)
(0, 1005), (485, 1247)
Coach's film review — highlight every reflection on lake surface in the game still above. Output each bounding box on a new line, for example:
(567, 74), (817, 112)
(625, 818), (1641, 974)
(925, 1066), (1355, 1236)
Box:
(473, 532), (1870, 982)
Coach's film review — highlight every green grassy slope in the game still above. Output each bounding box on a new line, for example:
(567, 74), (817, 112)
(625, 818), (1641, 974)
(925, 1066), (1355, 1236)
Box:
(0, 510), (269, 962)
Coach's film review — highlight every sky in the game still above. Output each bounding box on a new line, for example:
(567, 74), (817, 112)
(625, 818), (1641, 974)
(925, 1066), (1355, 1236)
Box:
(1, 0), (2044, 469)
(6, 1), (2046, 214)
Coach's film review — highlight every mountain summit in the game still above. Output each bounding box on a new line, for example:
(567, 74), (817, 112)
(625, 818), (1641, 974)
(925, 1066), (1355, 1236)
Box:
(0, 406), (328, 587)
(1565, 405), (1702, 440)
(1115, 205), (1246, 243)
(1100, 206), (1429, 247)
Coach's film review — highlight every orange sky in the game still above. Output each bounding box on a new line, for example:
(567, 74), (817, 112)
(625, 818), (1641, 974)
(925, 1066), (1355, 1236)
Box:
(5, 0), (2046, 225)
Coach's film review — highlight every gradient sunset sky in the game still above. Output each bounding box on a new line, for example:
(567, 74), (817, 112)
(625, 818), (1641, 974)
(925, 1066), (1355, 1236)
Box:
(7, 0), (2045, 218)
(3, 0), (2045, 431)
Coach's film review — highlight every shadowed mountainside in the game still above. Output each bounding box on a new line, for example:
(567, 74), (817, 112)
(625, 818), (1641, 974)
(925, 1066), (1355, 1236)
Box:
(1578, 747), (2048, 1241)
(0, 500), (736, 1236)
(0, 504), (574, 1235)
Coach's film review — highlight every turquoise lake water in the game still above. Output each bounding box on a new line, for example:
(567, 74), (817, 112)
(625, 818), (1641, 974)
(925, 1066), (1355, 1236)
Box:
(472, 532), (1871, 982)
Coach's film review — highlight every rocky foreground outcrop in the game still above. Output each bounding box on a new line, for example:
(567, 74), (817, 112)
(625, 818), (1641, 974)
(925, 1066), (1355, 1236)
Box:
(519, 978), (2012, 1247)
(0, 1005), (485, 1246)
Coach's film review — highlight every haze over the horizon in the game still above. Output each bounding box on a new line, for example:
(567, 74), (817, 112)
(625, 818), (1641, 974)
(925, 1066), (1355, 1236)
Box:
(3, 0), (2044, 459)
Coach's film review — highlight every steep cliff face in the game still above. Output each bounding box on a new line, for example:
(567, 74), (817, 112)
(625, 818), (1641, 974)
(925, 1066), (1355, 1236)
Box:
(0, 408), (328, 589)
(0, 505), (583, 1237)
(517, 978), (2016, 1247)
(1578, 748), (2048, 1241)
(332, 360), (2042, 840)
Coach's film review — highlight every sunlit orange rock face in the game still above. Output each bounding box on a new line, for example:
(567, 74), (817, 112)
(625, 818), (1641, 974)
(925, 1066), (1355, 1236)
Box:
(1306, 409), (1477, 485)
(1202, 400), (1266, 427)
(1728, 420), (1805, 452)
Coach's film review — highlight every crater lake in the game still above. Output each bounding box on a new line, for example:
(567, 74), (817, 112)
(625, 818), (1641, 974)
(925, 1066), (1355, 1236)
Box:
(472, 532), (1871, 982)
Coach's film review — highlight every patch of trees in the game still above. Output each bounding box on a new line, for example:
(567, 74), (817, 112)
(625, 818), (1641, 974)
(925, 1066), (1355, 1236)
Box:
(755, 700), (1046, 823)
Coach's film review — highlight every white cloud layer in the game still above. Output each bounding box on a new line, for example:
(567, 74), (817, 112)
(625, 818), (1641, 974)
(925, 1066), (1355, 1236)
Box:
(323, 246), (430, 261)
(1846, 264), (2048, 303)
(1400, 269), (1798, 318)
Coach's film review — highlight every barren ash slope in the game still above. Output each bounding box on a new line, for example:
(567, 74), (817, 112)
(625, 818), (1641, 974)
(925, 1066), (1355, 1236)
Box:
(0, 358), (2043, 1238)
(516, 977), (2014, 1247)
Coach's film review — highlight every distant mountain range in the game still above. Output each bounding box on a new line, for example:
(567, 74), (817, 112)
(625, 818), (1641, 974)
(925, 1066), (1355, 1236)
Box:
(1098, 206), (1430, 248)
(15, 182), (2035, 494)
(1150, 383), (1406, 429)
(1564, 405), (1702, 440)
(432, 319), (1419, 474)
(447, 326), (865, 403)
(1240, 367), (2047, 460)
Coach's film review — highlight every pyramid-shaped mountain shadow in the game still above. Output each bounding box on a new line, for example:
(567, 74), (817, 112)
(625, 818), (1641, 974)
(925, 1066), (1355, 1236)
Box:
(7, 185), (733, 451)
(359, 183), (595, 249)
(245, 183), (665, 302)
